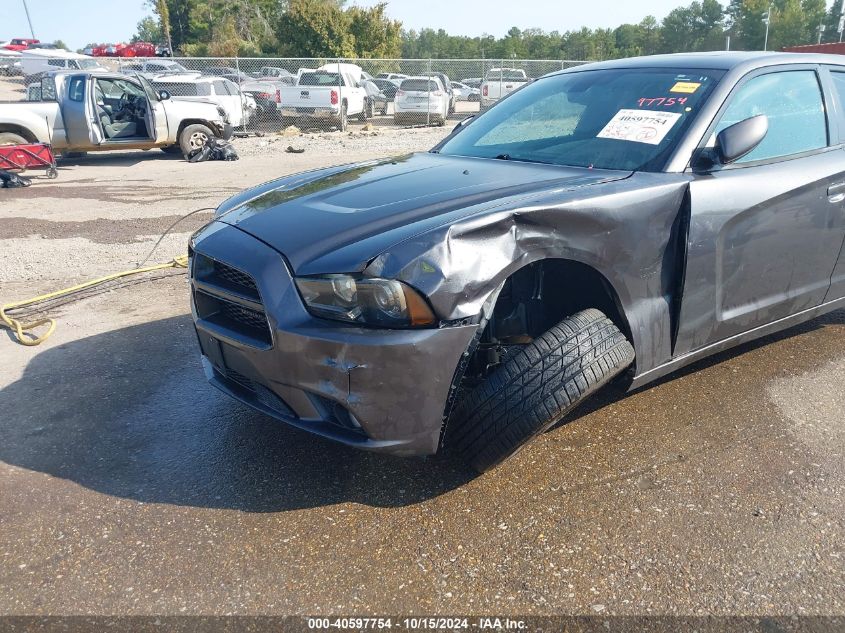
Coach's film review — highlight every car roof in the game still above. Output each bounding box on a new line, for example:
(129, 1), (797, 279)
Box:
(552, 51), (845, 75)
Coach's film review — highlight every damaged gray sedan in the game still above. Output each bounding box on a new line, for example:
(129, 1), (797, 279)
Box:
(189, 52), (845, 471)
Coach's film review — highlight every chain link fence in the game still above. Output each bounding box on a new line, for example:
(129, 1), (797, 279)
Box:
(0, 55), (587, 136)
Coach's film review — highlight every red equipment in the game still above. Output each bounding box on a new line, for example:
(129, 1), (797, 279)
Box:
(0, 143), (58, 179)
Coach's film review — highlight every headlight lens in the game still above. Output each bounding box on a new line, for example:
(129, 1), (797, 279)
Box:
(295, 275), (436, 328)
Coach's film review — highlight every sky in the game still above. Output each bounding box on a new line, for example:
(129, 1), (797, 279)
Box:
(2, 0), (757, 52)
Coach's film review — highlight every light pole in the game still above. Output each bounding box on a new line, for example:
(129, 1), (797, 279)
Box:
(762, 4), (772, 51)
(818, 22), (825, 44)
(21, 0), (36, 39)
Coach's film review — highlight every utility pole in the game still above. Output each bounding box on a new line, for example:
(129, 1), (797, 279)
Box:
(818, 22), (825, 44)
(21, 0), (36, 39)
(762, 4), (772, 51)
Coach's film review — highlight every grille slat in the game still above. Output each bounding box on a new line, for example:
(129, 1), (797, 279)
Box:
(192, 252), (272, 347)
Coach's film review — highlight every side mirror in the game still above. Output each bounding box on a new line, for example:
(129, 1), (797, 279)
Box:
(716, 114), (768, 165)
(451, 115), (475, 134)
(158, 90), (171, 101)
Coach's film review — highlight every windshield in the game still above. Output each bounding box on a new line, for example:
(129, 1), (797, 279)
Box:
(439, 67), (723, 171)
(161, 61), (188, 72)
(76, 59), (102, 70)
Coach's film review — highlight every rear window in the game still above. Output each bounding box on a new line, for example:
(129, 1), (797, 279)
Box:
(299, 72), (341, 86)
(153, 82), (199, 97)
(400, 79), (439, 92)
(486, 70), (527, 81)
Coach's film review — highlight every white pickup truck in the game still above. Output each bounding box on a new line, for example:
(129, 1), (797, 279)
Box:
(276, 69), (368, 131)
(480, 68), (530, 110)
(0, 70), (233, 156)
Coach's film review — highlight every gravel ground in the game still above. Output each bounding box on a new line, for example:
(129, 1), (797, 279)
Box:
(1, 109), (844, 619)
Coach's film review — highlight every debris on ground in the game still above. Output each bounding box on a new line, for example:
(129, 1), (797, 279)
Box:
(361, 123), (375, 132)
(0, 169), (32, 188)
(285, 146), (305, 154)
(280, 125), (301, 137)
(186, 138), (239, 163)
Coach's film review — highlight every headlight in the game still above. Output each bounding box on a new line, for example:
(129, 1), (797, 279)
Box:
(294, 275), (436, 328)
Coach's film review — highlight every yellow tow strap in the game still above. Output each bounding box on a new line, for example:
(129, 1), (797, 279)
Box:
(1, 255), (188, 346)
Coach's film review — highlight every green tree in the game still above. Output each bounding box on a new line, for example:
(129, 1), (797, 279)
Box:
(347, 3), (402, 58)
(276, 0), (355, 57)
(823, 0), (845, 42)
(132, 16), (163, 43)
(660, 0), (725, 53)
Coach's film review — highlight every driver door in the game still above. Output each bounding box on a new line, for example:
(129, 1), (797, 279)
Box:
(675, 66), (845, 355)
(135, 74), (169, 143)
(59, 74), (103, 147)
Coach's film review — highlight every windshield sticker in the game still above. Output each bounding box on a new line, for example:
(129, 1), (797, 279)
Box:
(637, 96), (688, 107)
(670, 81), (701, 94)
(597, 109), (683, 145)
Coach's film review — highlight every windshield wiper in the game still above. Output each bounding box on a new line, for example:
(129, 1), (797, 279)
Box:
(493, 153), (554, 165)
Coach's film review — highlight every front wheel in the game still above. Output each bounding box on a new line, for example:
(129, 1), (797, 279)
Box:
(444, 308), (635, 472)
(178, 123), (214, 156)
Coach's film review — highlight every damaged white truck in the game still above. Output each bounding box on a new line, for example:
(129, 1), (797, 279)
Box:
(0, 70), (233, 155)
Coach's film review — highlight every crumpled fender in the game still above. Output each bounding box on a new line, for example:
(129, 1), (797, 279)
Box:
(365, 172), (692, 375)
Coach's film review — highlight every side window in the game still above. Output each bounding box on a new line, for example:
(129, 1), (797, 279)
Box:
(68, 76), (85, 102)
(827, 71), (845, 136)
(197, 82), (212, 97)
(41, 76), (57, 101)
(212, 80), (227, 95)
(715, 70), (827, 163)
(48, 58), (64, 68)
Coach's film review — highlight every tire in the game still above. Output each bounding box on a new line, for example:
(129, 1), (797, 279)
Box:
(0, 132), (27, 146)
(337, 103), (348, 131)
(358, 100), (372, 122)
(445, 308), (635, 472)
(178, 123), (214, 156)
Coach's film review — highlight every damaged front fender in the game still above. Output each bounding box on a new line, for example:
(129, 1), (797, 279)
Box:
(365, 171), (691, 376)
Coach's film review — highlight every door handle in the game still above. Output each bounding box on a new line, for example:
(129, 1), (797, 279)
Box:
(828, 182), (845, 203)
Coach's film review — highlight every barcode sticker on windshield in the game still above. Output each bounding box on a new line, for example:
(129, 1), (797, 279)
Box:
(596, 109), (683, 145)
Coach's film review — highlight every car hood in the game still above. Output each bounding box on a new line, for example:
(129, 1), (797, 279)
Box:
(215, 152), (632, 275)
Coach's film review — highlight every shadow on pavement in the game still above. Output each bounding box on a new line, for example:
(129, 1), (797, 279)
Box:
(3, 308), (843, 512)
(0, 315), (473, 512)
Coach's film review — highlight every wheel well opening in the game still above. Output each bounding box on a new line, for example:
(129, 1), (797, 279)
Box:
(488, 259), (630, 344)
(443, 259), (632, 421)
(0, 125), (37, 143)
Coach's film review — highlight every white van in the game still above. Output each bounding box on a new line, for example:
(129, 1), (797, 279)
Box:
(20, 49), (105, 78)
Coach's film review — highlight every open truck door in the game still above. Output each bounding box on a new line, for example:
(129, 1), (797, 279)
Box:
(136, 74), (169, 143)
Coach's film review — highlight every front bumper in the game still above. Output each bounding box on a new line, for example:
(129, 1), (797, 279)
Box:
(218, 123), (235, 140)
(189, 221), (479, 456)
